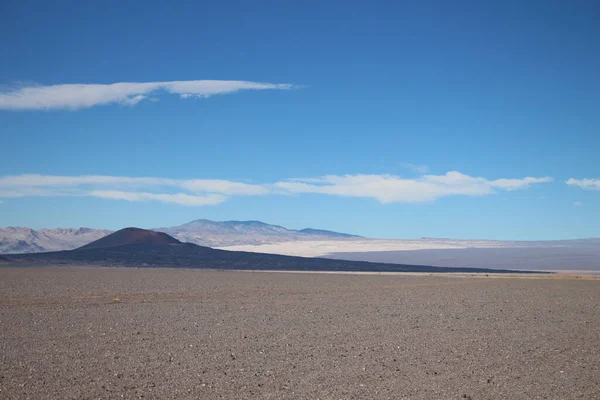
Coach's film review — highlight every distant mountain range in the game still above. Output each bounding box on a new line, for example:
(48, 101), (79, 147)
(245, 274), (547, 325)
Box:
(2, 227), (530, 274)
(0, 220), (360, 254)
(155, 219), (361, 247)
(2, 222), (597, 272)
(0, 227), (112, 254)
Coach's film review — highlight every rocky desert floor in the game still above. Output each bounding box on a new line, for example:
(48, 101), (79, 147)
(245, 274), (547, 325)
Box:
(0, 267), (598, 399)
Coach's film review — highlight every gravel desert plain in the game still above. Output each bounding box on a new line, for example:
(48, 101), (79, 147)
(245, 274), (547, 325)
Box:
(1, 267), (598, 400)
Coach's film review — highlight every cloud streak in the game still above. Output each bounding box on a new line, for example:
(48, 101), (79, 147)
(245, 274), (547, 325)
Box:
(0, 172), (553, 206)
(274, 172), (553, 203)
(89, 191), (226, 206)
(0, 174), (268, 195)
(566, 178), (600, 190)
(0, 174), (266, 206)
(0, 80), (295, 110)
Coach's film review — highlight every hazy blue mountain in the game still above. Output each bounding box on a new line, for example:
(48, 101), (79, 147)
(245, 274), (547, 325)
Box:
(0, 227), (113, 254)
(155, 219), (361, 247)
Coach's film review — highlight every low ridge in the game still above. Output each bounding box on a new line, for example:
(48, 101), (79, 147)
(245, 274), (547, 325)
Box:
(298, 228), (360, 238)
(77, 227), (181, 250)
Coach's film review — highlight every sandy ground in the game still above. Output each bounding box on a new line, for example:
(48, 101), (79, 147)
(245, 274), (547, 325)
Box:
(0, 267), (599, 399)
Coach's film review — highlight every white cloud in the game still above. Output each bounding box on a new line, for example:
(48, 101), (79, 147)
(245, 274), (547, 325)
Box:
(0, 171), (553, 206)
(488, 176), (554, 190)
(574, 201), (584, 207)
(0, 187), (83, 198)
(0, 174), (266, 195)
(0, 174), (165, 187)
(0, 80), (295, 110)
(566, 178), (600, 190)
(0, 174), (266, 206)
(180, 180), (268, 196)
(274, 171), (553, 203)
(88, 191), (226, 206)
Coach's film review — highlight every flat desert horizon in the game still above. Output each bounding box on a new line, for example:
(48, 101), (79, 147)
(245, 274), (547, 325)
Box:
(218, 238), (600, 273)
(1, 266), (598, 399)
(4, 223), (599, 273)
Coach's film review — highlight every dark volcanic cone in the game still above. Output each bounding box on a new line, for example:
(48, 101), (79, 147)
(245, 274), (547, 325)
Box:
(76, 227), (181, 250)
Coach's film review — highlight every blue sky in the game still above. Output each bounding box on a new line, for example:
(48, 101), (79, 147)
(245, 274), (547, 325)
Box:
(1, 0), (599, 239)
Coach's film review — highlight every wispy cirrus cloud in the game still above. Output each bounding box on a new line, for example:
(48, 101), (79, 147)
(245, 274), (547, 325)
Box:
(0, 80), (295, 110)
(566, 178), (600, 190)
(0, 174), (269, 196)
(274, 172), (553, 203)
(89, 191), (226, 206)
(0, 174), (267, 206)
(0, 171), (553, 206)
